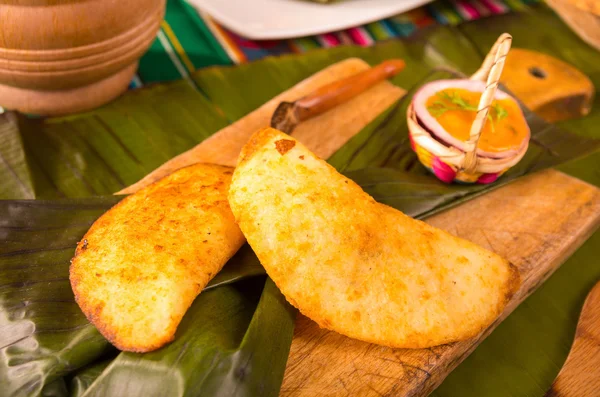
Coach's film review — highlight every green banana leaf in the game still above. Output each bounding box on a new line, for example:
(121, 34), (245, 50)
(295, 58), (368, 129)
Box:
(1, 119), (595, 396)
(40, 379), (69, 397)
(69, 360), (112, 397)
(0, 172), (490, 396)
(0, 16), (487, 201)
(0, 198), (120, 397)
(0, 113), (35, 200)
(79, 278), (295, 397)
(1, 3), (599, 397)
(0, 198), (276, 397)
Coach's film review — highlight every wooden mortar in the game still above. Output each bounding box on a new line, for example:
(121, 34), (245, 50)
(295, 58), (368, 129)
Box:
(0, 0), (166, 116)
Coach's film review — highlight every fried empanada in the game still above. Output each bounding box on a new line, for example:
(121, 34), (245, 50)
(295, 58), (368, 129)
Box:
(229, 128), (519, 348)
(70, 163), (245, 352)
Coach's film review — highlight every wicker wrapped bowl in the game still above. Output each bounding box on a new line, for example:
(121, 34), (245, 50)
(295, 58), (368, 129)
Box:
(407, 34), (530, 184)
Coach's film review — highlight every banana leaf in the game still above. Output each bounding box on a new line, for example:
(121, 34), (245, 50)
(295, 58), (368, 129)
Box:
(0, 21), (486, 201)
(0, 198), (275, 397)
(0, 174), (485, 396)
(1, 3), (599, 396)
(0, 171), (493, 396)
(0, 113), (35, 200)
(69, 360), (112, 397)
(0, 177), (443, 396)
(40, 379), (69, 397)
(1, 121), (596, 396)
(79, 278), (295, 397)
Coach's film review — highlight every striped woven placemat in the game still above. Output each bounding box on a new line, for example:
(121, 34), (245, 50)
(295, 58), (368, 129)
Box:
(198, 0), (540, 63)
(134, 0), (540, 86)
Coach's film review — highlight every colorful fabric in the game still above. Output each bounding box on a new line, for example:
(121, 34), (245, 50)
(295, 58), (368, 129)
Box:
(134, 0), (539, 85)
(136, 0), (232, 84)
(194, 0), (541, 64)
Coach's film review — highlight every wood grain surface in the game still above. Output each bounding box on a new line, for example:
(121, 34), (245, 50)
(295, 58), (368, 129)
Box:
(292, 59), (405, 124)
(545, 280), (600, 397)
(281, 169), (600, 397)
(120, 59), (600, 396)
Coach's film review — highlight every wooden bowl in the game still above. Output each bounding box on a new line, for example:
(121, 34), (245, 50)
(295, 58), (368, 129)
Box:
(546, 0), (600, 51)
(0, 0), (166, 116)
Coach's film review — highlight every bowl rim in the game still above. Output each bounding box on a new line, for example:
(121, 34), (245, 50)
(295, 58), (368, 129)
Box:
(411, 79), (530, 160)
(0, 2), (164, 62)
(407, 103), (529, 174)
(0, 15), (161, 73)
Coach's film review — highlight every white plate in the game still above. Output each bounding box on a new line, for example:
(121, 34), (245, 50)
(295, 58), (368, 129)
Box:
(187, 0), (434, 40)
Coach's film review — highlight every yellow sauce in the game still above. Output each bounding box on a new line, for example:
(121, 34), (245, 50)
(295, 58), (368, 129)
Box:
(425, 88), (529, 153)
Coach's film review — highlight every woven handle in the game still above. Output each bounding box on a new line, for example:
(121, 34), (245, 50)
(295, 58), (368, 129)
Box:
(463, 33), (512, 173)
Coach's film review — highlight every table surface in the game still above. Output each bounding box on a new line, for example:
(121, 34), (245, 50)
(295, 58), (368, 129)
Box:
(131, 3), (600, 396)
(4, 2), (596, 396)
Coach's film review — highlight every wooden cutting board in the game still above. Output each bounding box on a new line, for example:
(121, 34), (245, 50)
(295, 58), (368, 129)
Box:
(118, 59), (405, 194)
(122, 59), (600, 396)
(545, 280), (600, 396)
(281, 169), (600, 397)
